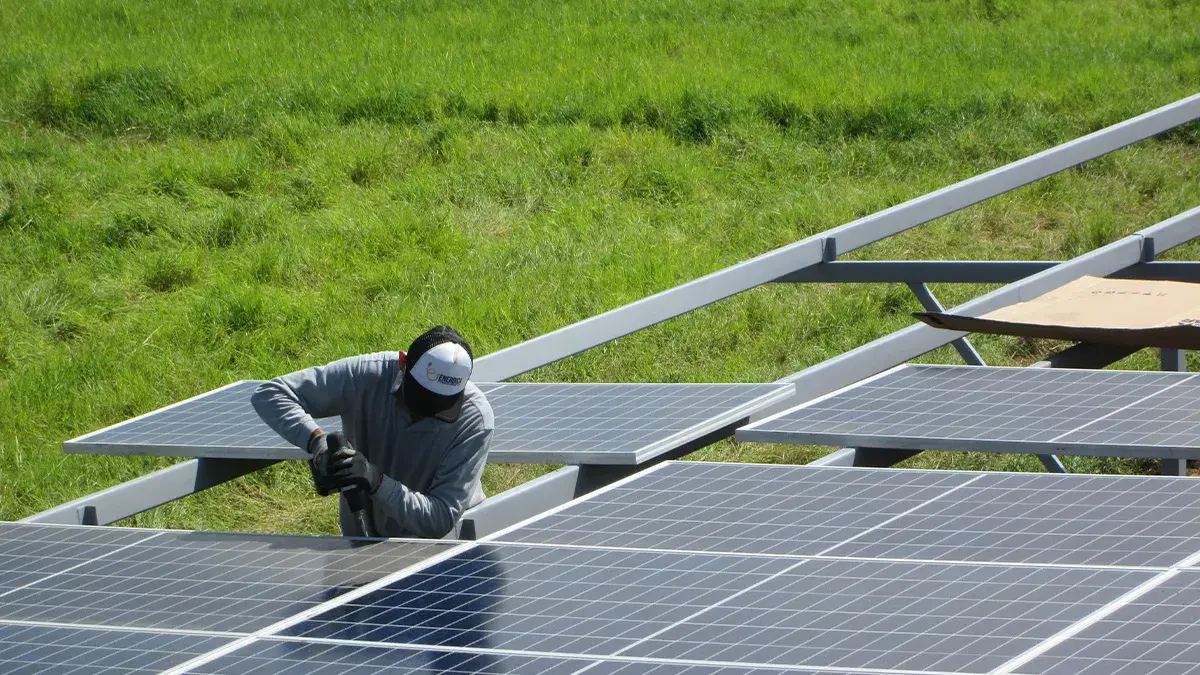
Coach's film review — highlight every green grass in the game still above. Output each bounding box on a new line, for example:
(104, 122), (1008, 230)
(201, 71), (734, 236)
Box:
(0, 0), (1197, 534)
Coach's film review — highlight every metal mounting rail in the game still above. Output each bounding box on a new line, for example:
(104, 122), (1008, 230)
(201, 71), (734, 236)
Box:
(22, 93), (1200, 529)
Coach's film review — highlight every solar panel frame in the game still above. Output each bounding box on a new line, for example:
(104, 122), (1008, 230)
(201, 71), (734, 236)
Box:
(63, 381), (794, 465)
(189, 638), (597, 674)
(737, 365), (1200, 460)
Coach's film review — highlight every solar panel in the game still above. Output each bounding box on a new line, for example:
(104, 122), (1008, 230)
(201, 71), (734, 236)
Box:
(737, 365), (1200, 459)
(827, 471), (1200, 567)
(281, 542), (1151, 672)
(64, 381), (793, 465)
(0, 526), (447, 632)
(620, 558), (1150, 673)
(11, 463), (1200, 674)
(1018, 570), (1200, 675)
(0, 623), (231, 674)
(485, 383), (793, 464)
(494, 463), (1200, 567)
(0, 523), (156, 594)
(283, 544), (796, 653)
(495, 462), (979, 555)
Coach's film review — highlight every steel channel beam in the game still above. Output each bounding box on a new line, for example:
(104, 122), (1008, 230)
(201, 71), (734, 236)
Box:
(20, 458), (277, 526)
(1114, 261), (1200, 282)
(473, 94), (1200, 382)
(778, 261), (1056, 284)
(775, 260), (1200, 284)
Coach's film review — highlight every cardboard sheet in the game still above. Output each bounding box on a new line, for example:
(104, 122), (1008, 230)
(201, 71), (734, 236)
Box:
(914, 275), (1200, 350)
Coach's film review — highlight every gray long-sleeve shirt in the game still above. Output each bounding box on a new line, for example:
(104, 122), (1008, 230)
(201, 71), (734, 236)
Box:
(250, 351), (493, 539)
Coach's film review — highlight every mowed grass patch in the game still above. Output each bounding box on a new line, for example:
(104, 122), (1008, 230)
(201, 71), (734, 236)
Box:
(0, 0), (1197, 533)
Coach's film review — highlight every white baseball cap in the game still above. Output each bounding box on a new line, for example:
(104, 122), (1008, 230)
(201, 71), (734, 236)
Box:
(402, 327), (473, 422)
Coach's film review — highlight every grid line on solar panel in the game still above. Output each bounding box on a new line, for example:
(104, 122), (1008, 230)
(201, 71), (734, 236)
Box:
(0, 523), (162, 596)
(189, 636), (945, 675)
(0, 618), (242, 639)
(0, 527), (448, 633)
(0, 622), (233, 674)
(737, 365), (1200, 458)
(188, 638), (596, 675)
(202, 635), (1011, 675)
(64, 381), (792, 465)
(481, 541), (1170, 573)
(273, 543), (1154, 674)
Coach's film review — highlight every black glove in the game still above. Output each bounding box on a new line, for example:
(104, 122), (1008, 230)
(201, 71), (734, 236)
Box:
(315, 432), (383, 495)
(307, 431), (343, 497)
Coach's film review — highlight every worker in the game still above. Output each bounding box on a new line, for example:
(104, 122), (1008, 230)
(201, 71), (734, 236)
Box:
(251, 325), (493, 539)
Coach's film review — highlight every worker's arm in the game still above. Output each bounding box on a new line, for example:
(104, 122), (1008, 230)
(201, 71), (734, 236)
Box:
(251, 356), (361, 450)
(374, 422), (492, 538)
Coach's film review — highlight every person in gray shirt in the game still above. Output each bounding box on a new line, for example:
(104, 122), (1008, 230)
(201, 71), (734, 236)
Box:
(251, 326), (493, 539)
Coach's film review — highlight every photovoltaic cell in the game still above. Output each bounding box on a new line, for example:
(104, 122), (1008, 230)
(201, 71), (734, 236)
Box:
(65, 381), (792, 465)
(0, 528), (447, 632)
(1021, 570), (1200, 675)
(0, 623), (230, 674)
(496, 462), (978, 555)
(737, 365), (1200, 459)
(0, 523), (156, 594)
(825, 471), (1200, 567)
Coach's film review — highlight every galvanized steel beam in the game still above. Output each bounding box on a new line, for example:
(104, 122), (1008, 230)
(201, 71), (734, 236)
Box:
(21, 458), (277, 526)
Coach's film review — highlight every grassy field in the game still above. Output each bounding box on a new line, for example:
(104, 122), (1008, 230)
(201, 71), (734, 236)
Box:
(1, 0), (1197, 535)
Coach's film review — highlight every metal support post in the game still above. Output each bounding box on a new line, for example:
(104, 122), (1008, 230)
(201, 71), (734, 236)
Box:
(1161, 347), (1189, 476)
(906, 283), (985, 366)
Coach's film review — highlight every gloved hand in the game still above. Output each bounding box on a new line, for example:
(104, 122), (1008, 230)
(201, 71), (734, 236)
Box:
(328, 435), (384, 495)
(311, 431), (383, 495)
(307, 431), (342, 497)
